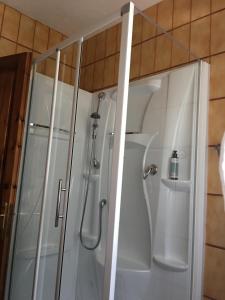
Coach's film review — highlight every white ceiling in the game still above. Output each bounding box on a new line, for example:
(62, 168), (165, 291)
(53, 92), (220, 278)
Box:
(2, 0), (161, 36)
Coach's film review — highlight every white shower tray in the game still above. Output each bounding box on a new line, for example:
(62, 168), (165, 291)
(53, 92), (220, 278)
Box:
(153, 255), (188, 272)
(161, 178), (191, 192)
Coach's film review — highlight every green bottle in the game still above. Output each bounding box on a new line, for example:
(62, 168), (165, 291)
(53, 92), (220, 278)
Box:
(169, 150), (179, 180)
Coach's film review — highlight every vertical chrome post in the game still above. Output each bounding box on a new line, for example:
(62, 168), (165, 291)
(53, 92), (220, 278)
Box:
(32, 49), (61, 300)
(54, 38), (83, 300)
(103, 2), (134, 300)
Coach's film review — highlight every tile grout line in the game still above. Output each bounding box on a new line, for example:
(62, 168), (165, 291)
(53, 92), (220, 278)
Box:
(206, 243), (225, 251)
(0, 3), (5, 35)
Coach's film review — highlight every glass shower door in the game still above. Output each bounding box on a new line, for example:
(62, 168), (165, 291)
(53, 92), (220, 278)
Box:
(9, 42), (82, 300)
(9, 55), (59, 300)
(9, 3), (135, 300)
(33, 44), (81, 300)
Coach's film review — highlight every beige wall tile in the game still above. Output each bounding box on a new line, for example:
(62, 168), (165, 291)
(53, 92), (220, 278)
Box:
(95, 31), (106, 61)
(85, 36), (96, 65)
(48, 29), (62, 49)
(208, 147), (222, 194)
(84, 64), (94, 92)
(106, 25), (118, 56)
(172, 24), (190, 66)
(130, 44), (141, 79)
(33, 22), (49, 53)
(0, 3), (4, 32)
(70, 68), (76, 86)
(93, 60), (104, 90)
(33, 51), (46, 74)
(206, 195), (225, 248)
(16, 45), (31, 54)
(116, 23), (122, 53)
(103, 55), (116, 87)
(79, 67), (86, 89)
(0, 37), (16, 57)
(173, 0), (191, 28)
(59, 64), (72, 85)
(211, 10), (225, 55)
(140, 39), (155, 76)
(190, 16), (210, 59)
(45, 58), (56, 78)
(114, 53), (120, 85)
(72, 43), (78, 67)
(155, 34), (172, 71)
(208, 99), (225, 145)
(32, 51), (40, 59)
(18, 15), (35, 49)
(204, 246), (225, 299)
(210, 53), (225, 99)
(61, 44), (73, 66)
(204, 57), (211, 64)
(191, 0), (210, 21)
(142, 5), (157, 41)
(157, 0), (173, 33)
(132, 14), (143, 45)
(212, 0), (225, 12)
(2, 6), (20, 42)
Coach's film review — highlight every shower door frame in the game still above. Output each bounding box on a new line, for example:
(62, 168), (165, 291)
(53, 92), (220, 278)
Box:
(31, 3), (135, 299)
(103, 3), (134, 299)
(7, 2), (135, 300)
(191, 61), (209, 300)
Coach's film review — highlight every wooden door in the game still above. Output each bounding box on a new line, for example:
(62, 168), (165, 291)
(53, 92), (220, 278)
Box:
(0, 53), (32, 299)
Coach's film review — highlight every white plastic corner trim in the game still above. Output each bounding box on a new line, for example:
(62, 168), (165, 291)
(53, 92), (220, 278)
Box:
(219, 132), (225, 210)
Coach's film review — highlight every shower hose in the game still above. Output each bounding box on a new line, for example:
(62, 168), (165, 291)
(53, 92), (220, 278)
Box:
(79, 138), (107, 250)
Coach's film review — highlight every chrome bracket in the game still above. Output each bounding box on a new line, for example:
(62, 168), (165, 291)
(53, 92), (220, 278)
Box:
(121, 2), (133, 16)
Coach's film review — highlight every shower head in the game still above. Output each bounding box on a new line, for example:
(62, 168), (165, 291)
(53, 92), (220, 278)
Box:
(90, 92), (106, 120)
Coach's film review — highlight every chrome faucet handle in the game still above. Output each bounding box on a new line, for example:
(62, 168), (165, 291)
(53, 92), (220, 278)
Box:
(143, 164), (158, 179)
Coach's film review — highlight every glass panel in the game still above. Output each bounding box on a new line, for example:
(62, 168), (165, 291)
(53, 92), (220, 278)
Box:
(9, 43), (79, 300)
(9, 57), (56, 299)
(35, 44), (78, 300)
(59, 17), (124, 300)
(113, 7), (204, 300)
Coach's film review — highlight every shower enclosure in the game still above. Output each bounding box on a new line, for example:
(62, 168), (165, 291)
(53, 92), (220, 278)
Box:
(5, 2), (209, 300)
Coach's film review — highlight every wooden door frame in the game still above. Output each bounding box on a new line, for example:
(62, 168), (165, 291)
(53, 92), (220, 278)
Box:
(0, 52), (32, 299)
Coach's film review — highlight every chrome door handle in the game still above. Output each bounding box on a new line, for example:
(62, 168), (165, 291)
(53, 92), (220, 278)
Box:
(0, 213), (6, 231)
(55, 179), (66, 227)
(0, 202), (8, 231)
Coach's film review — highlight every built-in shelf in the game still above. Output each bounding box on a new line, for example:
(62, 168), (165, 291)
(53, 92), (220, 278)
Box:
(153, 255), (188, 272)
(125, 133), (152, 147)
(161, 178), (191, 192)
(83, 173), (99, 182)
(96, 249), (150, 272)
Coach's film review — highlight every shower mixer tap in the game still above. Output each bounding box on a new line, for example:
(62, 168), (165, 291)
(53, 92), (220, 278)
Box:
(143, 164), (158, 179)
